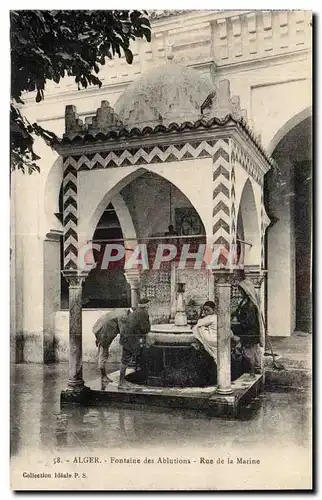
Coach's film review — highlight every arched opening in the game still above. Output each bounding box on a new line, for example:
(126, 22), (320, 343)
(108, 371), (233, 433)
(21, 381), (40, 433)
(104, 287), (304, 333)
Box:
(267, 106), (312, 156)
(82, 202), (130, 308)
(236, 179), (260, 266)
(60, 190), (135, 309)
(43, 156), (63, 233)
(236, 209), (244, 265)
(74, 169), (207, 317)
(121, 170), (207, 320)
(83, 164), (210, 250)
(265, 115), (312, 335)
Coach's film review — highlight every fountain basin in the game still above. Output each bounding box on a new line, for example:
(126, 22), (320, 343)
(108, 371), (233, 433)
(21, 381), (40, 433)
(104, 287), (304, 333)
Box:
(147, 324), (195, 347)
(150, 324), (193, 334)
(128, 323), (217, 388)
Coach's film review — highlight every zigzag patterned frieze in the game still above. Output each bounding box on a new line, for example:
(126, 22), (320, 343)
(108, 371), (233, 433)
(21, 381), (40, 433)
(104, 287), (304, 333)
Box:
(213, 200), (230, 217)
(212, 140), (231, 248)
(231, 140), (263, 184)
(63, 179), (77, 195)
(62, 139), (235, 268)
(212, 148), (230, 164)
(64, 244), (78, 258)
(63, 211), (78, 225)
(63, 197), (77, 211)
(214, 236), (230, 246)
(63, 157), (78, 270)
(213, 219), (230, 234)
(64, 260), (78, 270)
(231, 165), (236, 183)
(230, 164), (237, 246)
(212, 183), (230, 199)
(64, 227), (78, 240)
(64, 164), (77, 176)
(213, 165), (230, 182)
(64, 139), (232, 170)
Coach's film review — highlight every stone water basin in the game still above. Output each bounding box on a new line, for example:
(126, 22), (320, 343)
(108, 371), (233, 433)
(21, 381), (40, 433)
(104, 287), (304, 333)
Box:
(130, 323), (217, 388)
(147, 323), (196, 347)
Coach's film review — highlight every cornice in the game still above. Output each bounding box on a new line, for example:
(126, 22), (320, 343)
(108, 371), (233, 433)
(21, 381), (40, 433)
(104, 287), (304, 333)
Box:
(54, 117), (273, 174)
(55, 122), (232, 156)
(149, 10), (193, 20)
(149, 10), (254, 29)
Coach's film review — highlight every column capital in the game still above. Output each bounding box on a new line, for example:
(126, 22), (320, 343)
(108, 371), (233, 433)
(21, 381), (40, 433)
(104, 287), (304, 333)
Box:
(244, 268), (267, 288)
(124, 269), (141, 308)
(124, 269), (141, 286)
(62, 269), (90, 286)
(213, 269), (241, 286)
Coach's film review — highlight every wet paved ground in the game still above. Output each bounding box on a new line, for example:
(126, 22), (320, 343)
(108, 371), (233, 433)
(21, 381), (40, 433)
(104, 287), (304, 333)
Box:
(10, 363), (312, 457)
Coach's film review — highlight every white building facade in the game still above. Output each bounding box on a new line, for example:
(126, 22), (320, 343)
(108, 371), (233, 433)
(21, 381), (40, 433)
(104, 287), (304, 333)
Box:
(10, 10), (312, 364)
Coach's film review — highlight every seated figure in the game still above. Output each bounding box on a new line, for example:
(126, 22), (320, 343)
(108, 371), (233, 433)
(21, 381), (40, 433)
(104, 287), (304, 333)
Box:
(193, 300), (242, 383)
(192, 300), (218, 364)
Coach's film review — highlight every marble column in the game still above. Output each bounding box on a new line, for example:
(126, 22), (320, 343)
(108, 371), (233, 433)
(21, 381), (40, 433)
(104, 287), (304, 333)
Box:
(62, 270), (88, 392)
(214, 271), (233, 395)
(244, 267), (267, 349)
(170, 262), (177, 321)
(124, 269), (141, 308)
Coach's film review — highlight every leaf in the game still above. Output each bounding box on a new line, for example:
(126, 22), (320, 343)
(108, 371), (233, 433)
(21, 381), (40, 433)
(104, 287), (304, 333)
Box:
(124, 48), (133, 64)
(60, 26), (72, 35)
(142, 27), (151, 42)
(57, 52), (73, 60)
(78, 33), (90, 41)
(10, 9), (152, 174)
(16, 33), (28, 45)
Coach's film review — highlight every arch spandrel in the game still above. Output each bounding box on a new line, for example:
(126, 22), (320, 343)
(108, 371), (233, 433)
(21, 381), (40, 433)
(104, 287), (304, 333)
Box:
(77, 159), (213, 252)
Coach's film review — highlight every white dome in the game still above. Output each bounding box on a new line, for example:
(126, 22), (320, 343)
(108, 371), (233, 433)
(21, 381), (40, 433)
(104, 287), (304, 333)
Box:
(114, 63), (213, 129)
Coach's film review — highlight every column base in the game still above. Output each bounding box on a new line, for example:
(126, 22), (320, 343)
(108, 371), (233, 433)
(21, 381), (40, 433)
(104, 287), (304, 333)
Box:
(216, 387), (233, 395)
(60, 385), (92, 406)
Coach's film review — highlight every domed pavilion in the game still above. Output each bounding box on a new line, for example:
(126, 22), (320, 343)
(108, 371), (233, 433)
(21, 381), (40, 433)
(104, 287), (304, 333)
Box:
(55, 59), (273, 415)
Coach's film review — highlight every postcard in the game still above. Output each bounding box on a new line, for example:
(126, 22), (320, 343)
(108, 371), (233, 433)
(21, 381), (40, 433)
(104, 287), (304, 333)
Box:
(10, 9), (312, 491)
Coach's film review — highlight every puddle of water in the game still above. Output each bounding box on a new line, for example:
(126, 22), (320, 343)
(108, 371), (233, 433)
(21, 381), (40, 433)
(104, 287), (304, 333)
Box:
(10, 364), (311, 457)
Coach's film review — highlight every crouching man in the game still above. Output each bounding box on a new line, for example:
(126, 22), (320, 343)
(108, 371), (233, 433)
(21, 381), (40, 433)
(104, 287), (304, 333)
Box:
(118, 298), (151, 389)
(93, 310), (128, 390)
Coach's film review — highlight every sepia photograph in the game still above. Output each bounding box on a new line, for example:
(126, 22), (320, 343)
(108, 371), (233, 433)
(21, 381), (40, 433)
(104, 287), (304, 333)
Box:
(9, 8), (313, 491)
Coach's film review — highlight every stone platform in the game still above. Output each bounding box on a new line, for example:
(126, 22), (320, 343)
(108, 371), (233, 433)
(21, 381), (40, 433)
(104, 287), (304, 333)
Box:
(264, 333), (312, 389)
(61, 370), (263, 418)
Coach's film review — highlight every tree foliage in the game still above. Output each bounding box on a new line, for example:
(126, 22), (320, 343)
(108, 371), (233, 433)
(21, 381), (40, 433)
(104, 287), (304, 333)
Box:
(10, 10), (151, 173)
